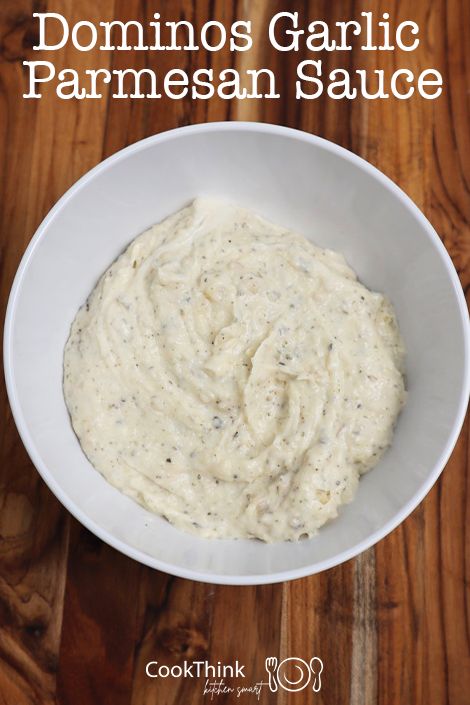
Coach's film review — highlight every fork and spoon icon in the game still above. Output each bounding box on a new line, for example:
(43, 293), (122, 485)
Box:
(265, 656), (323, 693)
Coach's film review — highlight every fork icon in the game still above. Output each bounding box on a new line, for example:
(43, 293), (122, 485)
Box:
(265, 657), (278, 692)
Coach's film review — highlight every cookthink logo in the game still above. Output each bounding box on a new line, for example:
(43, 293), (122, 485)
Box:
(146, 655), (323, 698)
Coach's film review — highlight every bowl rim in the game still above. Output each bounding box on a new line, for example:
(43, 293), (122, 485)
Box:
(3, 120), (470, 585)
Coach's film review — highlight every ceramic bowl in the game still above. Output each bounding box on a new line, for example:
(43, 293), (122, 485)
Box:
(4, 122), (469, 584)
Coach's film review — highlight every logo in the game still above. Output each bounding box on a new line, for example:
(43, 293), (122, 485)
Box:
(265, 656), (323, 693)
(145, 655), (323, 698)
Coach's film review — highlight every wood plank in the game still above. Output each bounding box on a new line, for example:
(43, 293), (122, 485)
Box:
(0, 3), (71, 703)
(424, 1), (470, 703)
(366, 1), (470, 704)
(57, 522), (144, 705)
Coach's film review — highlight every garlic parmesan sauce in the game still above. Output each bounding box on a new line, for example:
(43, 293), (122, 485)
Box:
(64, 199), (406, 542)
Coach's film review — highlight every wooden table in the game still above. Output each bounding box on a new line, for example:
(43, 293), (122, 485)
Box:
(1, 1), (468, 703)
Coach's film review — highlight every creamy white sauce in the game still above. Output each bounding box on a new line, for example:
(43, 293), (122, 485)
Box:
(64, 199), (406, 541)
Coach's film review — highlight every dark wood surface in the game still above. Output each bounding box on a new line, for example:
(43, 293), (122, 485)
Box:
(0, 1), (469, 703)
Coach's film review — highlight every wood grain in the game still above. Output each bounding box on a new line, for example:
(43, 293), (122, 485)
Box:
(0, 1), (468, 704)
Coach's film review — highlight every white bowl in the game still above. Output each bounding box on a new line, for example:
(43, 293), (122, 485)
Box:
(4, 122), (469, 585)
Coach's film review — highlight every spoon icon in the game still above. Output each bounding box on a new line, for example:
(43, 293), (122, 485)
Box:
(309, 657), (323, 692)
